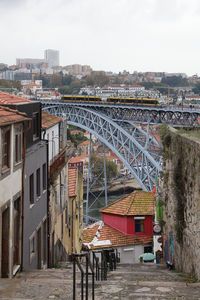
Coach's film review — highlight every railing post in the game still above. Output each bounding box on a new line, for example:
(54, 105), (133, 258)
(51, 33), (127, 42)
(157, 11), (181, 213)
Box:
(92, 264), (95, 300)
(73, 255), (76, 300)
(86, 254), (89, 300)
(113, 252), (116, 270)
(97, 257), (99, 281)
(81, 271), (84, 300)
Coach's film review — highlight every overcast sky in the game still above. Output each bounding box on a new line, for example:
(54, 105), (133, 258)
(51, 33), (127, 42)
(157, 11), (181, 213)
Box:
(1, 0), (200, 75)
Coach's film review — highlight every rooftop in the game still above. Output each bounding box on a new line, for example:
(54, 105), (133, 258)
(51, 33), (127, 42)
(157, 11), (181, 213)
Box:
(83, 221), (152, 250)
(0, 91), (31, 104)
(0, 106), (29, 126)
(68, 157), (83, 164)
(78, 140), (90, 147)
(100, 190), (155, 216)
(42, 111), (62, 129)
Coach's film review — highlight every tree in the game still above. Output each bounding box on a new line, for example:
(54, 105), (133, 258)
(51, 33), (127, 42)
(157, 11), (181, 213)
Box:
(161, 76), (189, 87)
(90, 154), (117, 182)
(192, 82), (200, 94)
(86, 71), (109, 87)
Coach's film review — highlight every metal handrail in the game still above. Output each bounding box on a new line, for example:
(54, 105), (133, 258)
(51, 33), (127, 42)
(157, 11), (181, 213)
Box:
(72, 253), (94, 300)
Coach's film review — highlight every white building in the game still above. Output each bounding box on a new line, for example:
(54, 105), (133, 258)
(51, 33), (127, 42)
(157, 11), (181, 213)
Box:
(44, 49), (59, 67)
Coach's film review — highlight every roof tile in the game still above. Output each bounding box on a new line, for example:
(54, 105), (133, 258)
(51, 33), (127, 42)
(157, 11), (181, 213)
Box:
(42, 111), (62, 129)
(100, 191), (155, 216)
(0, 91), (31, 104)
(0, 106), (29, 126)
(83, 221), (152, 249)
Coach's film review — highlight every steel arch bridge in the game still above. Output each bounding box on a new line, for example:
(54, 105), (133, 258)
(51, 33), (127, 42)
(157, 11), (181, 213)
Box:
(44, 104), (162, 191)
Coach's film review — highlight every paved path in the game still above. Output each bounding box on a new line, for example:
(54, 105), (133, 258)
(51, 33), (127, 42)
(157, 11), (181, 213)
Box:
(0, 263), (200, 299)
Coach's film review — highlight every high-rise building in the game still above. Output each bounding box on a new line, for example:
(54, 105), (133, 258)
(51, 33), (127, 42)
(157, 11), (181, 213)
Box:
(44, 49), (59, 67)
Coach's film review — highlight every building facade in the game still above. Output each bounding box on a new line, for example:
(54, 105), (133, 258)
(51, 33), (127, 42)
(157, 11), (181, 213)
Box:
(0, 106), (29, 278)
(44, 49), (59, 67)
(0, 91), (48, 272)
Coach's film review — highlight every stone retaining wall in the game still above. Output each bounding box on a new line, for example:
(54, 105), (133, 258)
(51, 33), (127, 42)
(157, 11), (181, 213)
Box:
(161, 126), (200, 280)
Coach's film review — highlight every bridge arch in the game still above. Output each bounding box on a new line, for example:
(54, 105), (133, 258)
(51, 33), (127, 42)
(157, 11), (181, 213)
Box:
(43, 105), (162, 191)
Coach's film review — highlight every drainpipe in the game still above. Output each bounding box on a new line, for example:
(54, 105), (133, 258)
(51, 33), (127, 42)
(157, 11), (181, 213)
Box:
(21, 120), (31, 271)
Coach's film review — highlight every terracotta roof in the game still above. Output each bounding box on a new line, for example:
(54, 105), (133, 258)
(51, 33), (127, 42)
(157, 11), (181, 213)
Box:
(83, 221), (152, 250)
(78, 140), (90, 146)
(0, 106), (29, 126)
(0, 91), (31, 104)
(42, 111), (62, 129)
(68, 167), (77, 197)
(100, 191), (155, 216)
(68, 157), (83, 164)
(70, 130), (83, 135)
(76, 154), (89, 160)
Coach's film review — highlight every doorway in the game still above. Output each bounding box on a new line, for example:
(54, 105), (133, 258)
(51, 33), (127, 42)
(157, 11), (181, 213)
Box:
(1, 207), (10, 277)
(37, 227), (42, 269)
(13, 198), (21, 268)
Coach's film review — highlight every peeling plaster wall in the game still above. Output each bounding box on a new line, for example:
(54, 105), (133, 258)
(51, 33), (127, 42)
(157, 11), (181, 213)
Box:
(161, 127), (200, 280)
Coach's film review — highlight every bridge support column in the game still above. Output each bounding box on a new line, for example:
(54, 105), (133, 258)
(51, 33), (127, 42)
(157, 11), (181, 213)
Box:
(103, 144), (108, 207)
(86, 133), (92, 225)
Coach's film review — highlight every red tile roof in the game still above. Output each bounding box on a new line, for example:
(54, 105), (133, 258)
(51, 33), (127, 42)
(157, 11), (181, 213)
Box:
(78, 140), (90, 146)
(42, 111), (62, 129)
(0, 91), (31, 104)
(100, 191), (155, 216)
(0, 106), (29, 126)
(70, 130), (83, 135)
(83, 221), (152, 250)
(68, 157), (82, 164)
(68, 167), (77, 197)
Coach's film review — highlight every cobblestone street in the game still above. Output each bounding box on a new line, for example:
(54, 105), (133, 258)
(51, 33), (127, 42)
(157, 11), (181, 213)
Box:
(0, 263), (200, 300)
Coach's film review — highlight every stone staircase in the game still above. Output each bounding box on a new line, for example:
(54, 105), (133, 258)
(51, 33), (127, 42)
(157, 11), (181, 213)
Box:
(0, 262), (200, 299)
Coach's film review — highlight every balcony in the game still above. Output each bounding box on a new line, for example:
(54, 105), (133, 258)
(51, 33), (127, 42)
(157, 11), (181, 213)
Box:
(49, 147), (68, 179)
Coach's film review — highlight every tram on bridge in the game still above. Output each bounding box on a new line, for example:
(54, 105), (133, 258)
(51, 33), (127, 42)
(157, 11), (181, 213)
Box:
(61, 95), (161, 106)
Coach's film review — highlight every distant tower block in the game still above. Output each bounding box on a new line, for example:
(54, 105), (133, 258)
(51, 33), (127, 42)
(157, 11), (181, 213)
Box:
(44, 49), (59, 67)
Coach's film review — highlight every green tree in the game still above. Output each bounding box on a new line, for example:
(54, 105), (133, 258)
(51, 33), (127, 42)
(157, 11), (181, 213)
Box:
(86, 71), (109, 87)
(90, 154), (117, 182)
(192, 82), (200, 94)
(67, 130), (87, 147)
(50, 74), (62, 88)
(161, 76), (189, 87)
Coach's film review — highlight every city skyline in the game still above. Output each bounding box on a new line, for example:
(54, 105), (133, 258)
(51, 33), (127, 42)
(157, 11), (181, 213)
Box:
(1, 0), (200, 75)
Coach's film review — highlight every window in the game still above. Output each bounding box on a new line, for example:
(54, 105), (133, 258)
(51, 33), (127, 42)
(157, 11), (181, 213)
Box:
(2, 126), (11, 170)
(36, 168), (40, 197)
(15, 125), (22, 164)
(29, 173), (34, 205)
(42, 163), (47, 190)
(135, 218), (145, 233)
(61, 213), (63, 239)
(33, 113), (39, 139)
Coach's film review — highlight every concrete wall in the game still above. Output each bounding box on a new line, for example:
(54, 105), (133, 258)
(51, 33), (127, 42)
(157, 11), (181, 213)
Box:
(161, 126), (200, 280)
(23, 141), (48, 271)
